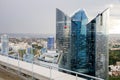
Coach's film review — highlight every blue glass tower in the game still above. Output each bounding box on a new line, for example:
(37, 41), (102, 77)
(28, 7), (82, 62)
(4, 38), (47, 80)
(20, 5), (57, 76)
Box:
(71, 9), (88, 73)
(1, 34), (9, 55)
(47, 36), (54, 50)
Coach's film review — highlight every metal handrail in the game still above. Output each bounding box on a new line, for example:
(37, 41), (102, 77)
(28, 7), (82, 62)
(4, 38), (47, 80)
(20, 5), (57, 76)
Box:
(2, 54), (104, 80)
(34, 61), (104, 80)
(51, 66), (103, 80)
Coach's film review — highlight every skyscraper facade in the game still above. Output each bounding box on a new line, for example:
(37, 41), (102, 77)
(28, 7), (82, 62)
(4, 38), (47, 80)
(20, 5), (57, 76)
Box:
(1, 34), (9, 55)
(56, 8), (71, 69)
(56, 9), (89, 73)
(47, 36), (54, 50)
(87, 8), (109, 79)
(70, 9), (88, 73)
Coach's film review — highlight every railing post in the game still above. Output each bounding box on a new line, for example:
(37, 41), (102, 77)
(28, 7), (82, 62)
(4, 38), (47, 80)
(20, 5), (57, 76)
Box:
(76, 74), (78, 80)
(32, 60), (34, 80)
(18, 52), (19, 73)
(50, 66), (52, 80)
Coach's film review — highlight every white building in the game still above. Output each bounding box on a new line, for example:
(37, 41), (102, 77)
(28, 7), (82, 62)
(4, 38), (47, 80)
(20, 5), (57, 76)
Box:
(39, 50), (59, 63)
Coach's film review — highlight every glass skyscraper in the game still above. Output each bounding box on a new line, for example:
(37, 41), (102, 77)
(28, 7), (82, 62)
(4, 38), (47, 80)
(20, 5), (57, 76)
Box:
(56, 8), (71, 70)
(71, 9), (88, 73)
(56, 8), (109, 79)
(56, 8), (89, 73)
(1, 34), (9, 55)
(87, 8), (109, 79)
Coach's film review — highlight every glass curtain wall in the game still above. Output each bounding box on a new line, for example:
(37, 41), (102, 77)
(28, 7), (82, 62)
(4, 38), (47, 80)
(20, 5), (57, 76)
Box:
(56, 8), (71, 70)
(71, 9), (89, 73)
(87, 8), (109, 79)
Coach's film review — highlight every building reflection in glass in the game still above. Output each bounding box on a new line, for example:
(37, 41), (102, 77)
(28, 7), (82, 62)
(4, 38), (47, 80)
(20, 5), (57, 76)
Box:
(87, 8), (109, 79)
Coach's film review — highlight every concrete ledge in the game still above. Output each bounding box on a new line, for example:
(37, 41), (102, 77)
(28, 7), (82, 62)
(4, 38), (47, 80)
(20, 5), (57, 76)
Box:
(0, 55), (86, 80)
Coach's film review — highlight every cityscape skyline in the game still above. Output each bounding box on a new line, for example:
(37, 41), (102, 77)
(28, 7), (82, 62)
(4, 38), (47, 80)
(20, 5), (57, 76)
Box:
(0, 1), (120, 80)
(0, 0), (120, 34)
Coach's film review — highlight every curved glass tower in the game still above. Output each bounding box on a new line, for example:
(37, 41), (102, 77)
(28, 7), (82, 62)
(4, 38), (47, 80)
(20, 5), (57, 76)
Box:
(56, 9), (89, 73)
(71, 9), (88, 73)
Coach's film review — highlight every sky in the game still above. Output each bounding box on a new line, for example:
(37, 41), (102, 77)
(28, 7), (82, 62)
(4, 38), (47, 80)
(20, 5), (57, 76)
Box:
(0, 0), (120, 34)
